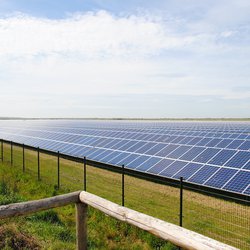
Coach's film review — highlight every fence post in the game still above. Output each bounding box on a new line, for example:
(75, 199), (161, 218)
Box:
(83, 157), (86, 191)
(122, 164), (125, 206)
(23, 144), (25, 172)
(179, 177), (183, 227)
(57, 151), (60, 189)
(37, 147), (40, 181)
(1, 140), (3, 162)
(11, 141), (13, 166)
(76, 202), (88, 250)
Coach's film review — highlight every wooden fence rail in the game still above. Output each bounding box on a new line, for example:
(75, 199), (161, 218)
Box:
(0, 191), (238, 250)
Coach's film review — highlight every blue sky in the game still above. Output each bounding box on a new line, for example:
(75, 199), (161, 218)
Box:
(0, 0), (249, 118)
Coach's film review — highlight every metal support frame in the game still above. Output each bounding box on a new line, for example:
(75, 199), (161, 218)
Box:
(57, 151), (60, 189)
(23, 144), (25, 172)
(83, 157), (86, 191)
(1, 140), (3, 162)
(122, 164), (125, 206)
(179, 177), (183, 227)
(11, 141), (13, 165)
(37, 147), (40, 181)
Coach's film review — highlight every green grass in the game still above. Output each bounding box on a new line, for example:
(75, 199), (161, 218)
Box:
(0, 151), (178, 249)
(0, 144), (249, 249)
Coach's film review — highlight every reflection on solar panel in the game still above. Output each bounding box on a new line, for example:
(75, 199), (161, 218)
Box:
(0, 120), (249, 196)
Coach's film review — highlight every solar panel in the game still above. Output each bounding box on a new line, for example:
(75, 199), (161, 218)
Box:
(203, 168), (238, 188)
(147, 159), (174, 174)
(188, 165), (220, 184)
(0, 120), (249, 196)
(224, 171), (250, 193)
(160, 161), (188, 178)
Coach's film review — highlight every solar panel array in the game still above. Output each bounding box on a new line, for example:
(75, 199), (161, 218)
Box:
(0, 120), (249, 196)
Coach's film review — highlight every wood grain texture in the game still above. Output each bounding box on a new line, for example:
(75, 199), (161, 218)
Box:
(76, 203), (88, 250)
(0, 191), (80, 219)
(79, 191), (238, 250)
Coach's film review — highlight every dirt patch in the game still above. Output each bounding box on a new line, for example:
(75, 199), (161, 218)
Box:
(0, 224), (40, 250)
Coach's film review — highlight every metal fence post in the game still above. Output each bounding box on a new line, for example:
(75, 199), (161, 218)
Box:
(83, 157), (86, 191)
(11, 141), (13, 165)
(23, 144), (25, 172)
(179, 177), (183, 227)
(1, 140), (3, 162)
(57, 151), (60, 189)
(37, 147), (40, 181)
(122, 164), (125, 206)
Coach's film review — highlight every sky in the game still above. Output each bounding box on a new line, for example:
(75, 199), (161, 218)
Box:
(0, 0), (250, 118)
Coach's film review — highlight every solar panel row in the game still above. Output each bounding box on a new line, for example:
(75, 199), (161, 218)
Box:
(0, 120), (249, 196)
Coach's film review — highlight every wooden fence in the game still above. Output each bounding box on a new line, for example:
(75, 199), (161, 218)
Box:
(0, 191), (237, 250)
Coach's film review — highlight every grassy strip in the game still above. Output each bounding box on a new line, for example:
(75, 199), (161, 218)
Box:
(0, 159), (177, 249)
(1, 144), (250, 249)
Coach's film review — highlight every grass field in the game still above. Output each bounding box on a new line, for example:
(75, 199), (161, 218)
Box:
(1, 143), (250, 249)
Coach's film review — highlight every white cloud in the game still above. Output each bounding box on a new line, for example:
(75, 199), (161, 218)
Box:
(0, 9), (249, 117)
(0, 11), (197, 58)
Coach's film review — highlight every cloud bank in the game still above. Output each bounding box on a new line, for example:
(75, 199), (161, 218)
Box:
(0, 11), (197, 57)
(0, 8), (249, 117)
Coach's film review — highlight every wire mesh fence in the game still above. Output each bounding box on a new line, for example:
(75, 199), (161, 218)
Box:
(12, 145), (23, 170)
(183, 185), (250, 249)
(0, 140), (249, 249)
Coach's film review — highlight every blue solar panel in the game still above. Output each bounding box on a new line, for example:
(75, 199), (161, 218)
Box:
(188, 165), (219, 184)
(224, 171), (250, 193)
(118, 140), (138, 150)
(160, 161), (187, 178)
(186, 137), (202, 145)
(155, 144), (179, 157)
(172, 163), (203, 180)
(0, 120), (249, 196)
(126, 155), (149, 169)
(99, 150), (122, 163)
(144, 143), (167, 155)
(193, 148), (221, 164)
(136, 157), (161, 171)
(87, 148), (105, 158)
(226, 139), (244, 149)
(196, 138), (212, 146)
(243, 161), (250, 170)
(147, 159), (174, 174)
(167, 145), (192, 159)
(117, 154), (139, 166)
(216, 139), (233, 148)
(238, 134), (248, 139)
(225, 151), (250, 169)
(92, 150), (113, 161)
(208, 149), (236, 166)
(108, 152), (131, 165)
(178, 136), (193, 144)
(206, 138), (223, 147)
(111, 140), (127, 149)
(127, 141), (147, 152)
(135, 142), (158, 154)
(238, 141), (250, 150)
(244, 186), (250, 195)
(180, 146), (206, 161)
(204, 168), (238, 188)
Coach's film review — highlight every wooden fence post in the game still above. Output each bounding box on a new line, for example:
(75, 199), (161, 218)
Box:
(76, 202), (88, 250)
